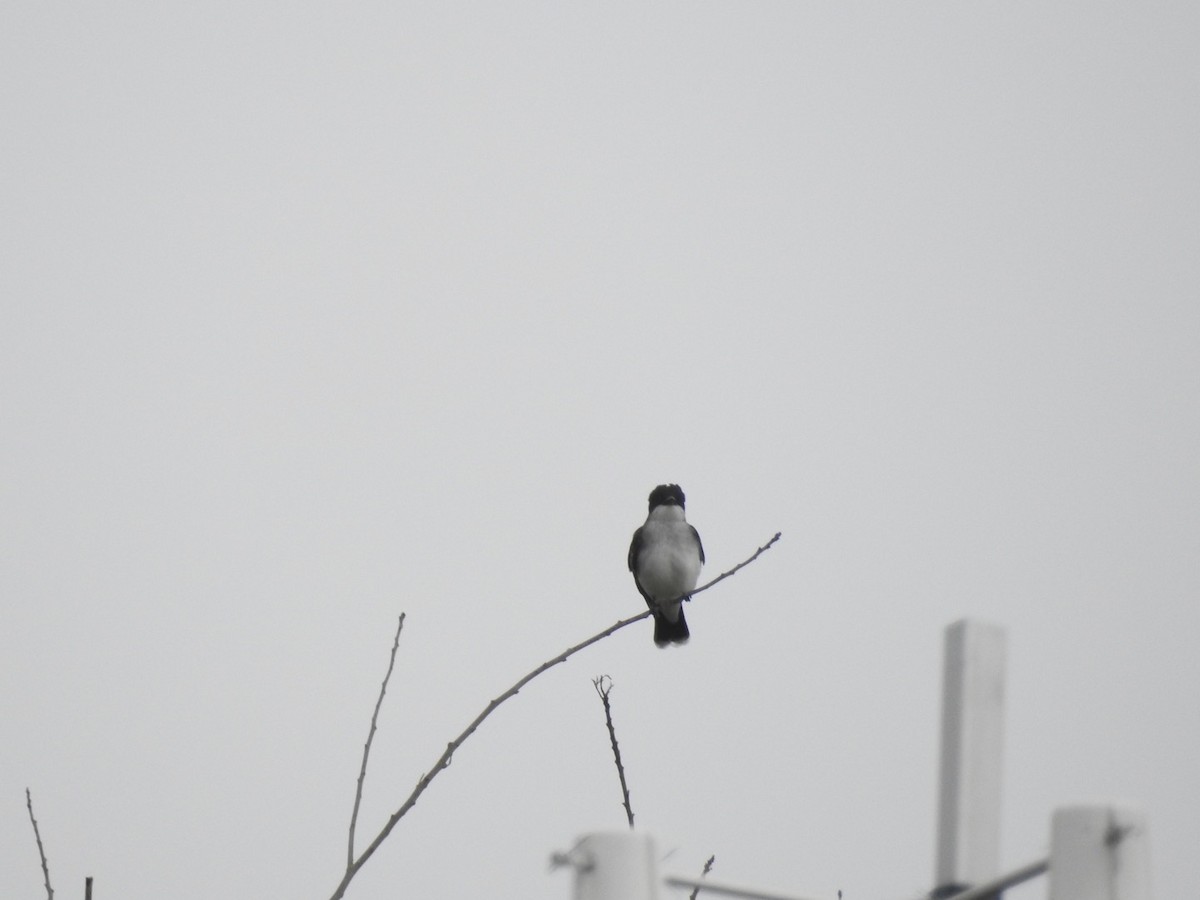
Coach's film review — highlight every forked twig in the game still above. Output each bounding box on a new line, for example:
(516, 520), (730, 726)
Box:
(25, 788), (53, 900)
(348, 613), (406, 867)
(593, 675), (635, 828)
(330, 532), (782, 900)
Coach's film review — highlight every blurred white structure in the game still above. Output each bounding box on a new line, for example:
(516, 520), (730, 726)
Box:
(565, 831), (659, 900)
(934, 619), (1006, 894)
(556, 621), (1153, 900)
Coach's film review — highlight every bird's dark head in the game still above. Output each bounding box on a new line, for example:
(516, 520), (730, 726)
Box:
(647, 483), (686, 512)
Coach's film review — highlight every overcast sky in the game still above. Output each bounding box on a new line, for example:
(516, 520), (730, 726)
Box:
(3, 5), (1197, 900)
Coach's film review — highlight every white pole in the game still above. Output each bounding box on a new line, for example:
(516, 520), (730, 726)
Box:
(571, 832), (659, 900)
(1049, 806), (1151, 900)
(934, 620), (1006, 894)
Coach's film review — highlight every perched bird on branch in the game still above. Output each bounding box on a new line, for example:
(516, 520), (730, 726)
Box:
(628, 484), (705, 647)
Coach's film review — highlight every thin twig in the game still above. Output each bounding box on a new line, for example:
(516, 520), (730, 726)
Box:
(25, 788), (53, 900)
(690, 855), (716, 900)
(329, 532), (782, 900)
(329, 608), (647, 899)
(348, 613), (406, 867)
(593, 675), (635, 828)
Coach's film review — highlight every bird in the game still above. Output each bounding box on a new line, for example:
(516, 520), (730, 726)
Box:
(628, 483), (705, 647)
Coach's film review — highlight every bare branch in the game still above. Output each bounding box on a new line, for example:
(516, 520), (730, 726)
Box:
(328, 608), (648, 899)
(25, 788), (53, 900)
(689, 532), (781, 599)
(348, 613), (406, 867)
(329, 532), (781, 900)
(690, 855), (716, 900)
(593, 675), (635, 829)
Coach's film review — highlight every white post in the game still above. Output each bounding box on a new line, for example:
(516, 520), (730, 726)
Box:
(1049, 806), (1151, 900)
(934, 620), (1006, 894)
(572, 832), (659, 900)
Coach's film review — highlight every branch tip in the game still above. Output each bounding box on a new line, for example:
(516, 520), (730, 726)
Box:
(347, 612), (406, 868)
(26, 788), (54, 900)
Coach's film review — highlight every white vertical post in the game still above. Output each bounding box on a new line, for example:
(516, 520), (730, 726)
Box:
(572, 832), (659, 900)
(934, 620), (1006, 894)
(1049, 806), (1151, 900)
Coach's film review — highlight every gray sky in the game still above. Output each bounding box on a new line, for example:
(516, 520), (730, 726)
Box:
(3, 5), (1197, 899)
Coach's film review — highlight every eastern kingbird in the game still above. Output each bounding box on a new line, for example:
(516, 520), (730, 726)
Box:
(628, 483), (705, 647)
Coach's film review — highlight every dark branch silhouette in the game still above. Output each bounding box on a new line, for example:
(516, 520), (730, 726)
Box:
(690, 855), (716, 900)
(328, 531), (782, 900)
(25, 788), (53, 900)
(348, 613), (406, 868)
(593, 675), (635, 828)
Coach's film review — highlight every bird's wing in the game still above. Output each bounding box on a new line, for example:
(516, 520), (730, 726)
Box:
(690, 525), (705, 565)
(627, 526), (644, 572)
(627, 526), (655, 609)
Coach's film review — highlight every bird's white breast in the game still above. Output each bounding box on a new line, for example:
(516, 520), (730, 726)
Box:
(635, 514), (702, 603)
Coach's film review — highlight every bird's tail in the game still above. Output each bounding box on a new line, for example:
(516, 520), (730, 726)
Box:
(653, 609), (690, 647)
